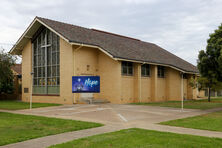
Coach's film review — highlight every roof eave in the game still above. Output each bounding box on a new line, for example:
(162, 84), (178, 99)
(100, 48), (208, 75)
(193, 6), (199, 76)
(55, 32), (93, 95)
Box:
(10, 17), (39, 55)
(114, 57), (199, 74)
(10, 17), (71, 55)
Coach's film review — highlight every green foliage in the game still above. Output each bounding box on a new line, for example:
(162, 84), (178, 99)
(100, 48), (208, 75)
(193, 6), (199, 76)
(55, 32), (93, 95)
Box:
(0, 50), (16, 94)
(197, 23), (222, 101)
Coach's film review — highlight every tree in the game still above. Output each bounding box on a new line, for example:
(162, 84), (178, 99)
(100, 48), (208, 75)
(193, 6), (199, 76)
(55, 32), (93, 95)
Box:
(0, 49), (16, 94)
(197, 23), (222, 102)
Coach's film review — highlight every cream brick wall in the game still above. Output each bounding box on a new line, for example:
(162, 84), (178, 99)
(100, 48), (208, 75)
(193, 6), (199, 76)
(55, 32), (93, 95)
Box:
(157, 78), (166, 101)
(141, 77), (151, 102)
(21, 36), (198, 104)
(167, 68), (182, 101)
(121, 76), (135, 103)
(97, 51), (121, 103)
(21, 40), (32, 102)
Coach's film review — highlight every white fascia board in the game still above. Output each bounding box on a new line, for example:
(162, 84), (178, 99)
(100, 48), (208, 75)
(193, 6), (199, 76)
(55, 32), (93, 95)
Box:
(36, 18), (70, 43)
(10, 18), (38, 54)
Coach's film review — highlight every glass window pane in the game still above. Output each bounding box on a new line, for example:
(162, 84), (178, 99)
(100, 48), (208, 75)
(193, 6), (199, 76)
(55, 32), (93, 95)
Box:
(122, 61), (127, 67)
(41, 78), (45, 86)
(52, 66), (56, 76)
(147, 68), (150, 76)
(56, 52), (60, 64)
(122, 67), (127, 74)
(47, 78), (52, 85)
(128, 67), (133, 75)
(142, 64), (150, 76)
(158, 66), (164, 77)
(42, 67), (45, 77)
(47, 30), (52, 44)
(41, 30), (46, 46)
(38, 55), (41, 66)
(38, 37), (41, 55)
(162, 70), (165, 77)
(34, 55), (37, 66)
(41, 48), (45, 66)
(34, 78), (37, 85)
(34, 41), (37, 55)
(47, 47), (52, 65)
(128, 62), (133, 67)
(47, 66), (51, 77)
(57, 36), (59, 52)
(57, 77), (60, 85)
(52, 34), (57, 52)
(52, 52), (56, 65)
(147, 65), (150, 76)
(38, 67), (42, 77)
(57, 66), (60, 76)
(34, 68), (37, 78)
(38, 78), (42, 85)
(51, 77), (56, 85)
(141, 67), (145, 76)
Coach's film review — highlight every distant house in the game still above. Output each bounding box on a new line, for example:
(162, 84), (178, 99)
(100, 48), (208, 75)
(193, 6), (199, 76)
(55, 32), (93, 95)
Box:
(10, 17), (203, 104)
(12, 64), (22, 77)
(11, 64), (22, 100)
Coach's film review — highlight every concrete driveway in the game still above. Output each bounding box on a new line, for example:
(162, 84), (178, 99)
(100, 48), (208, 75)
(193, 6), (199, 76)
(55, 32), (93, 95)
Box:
(11, 104), (207, 126)
(3, 104), (222, 148)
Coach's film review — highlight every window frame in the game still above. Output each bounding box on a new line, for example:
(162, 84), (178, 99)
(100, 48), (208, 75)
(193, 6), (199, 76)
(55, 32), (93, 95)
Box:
(32, 28), (60, 95)
(141, 64), (150, 77)
(157, 66), (165, 78)
(121, 61), (134, 76)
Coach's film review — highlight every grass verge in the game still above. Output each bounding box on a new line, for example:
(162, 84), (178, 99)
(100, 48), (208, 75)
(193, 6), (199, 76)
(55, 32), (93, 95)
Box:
(49, 128), (222, 148)
(160, 110), (222, 132)
(131, 98), (222, 110)
(0, 112), (103, 146)
(0, 100), (61, 110)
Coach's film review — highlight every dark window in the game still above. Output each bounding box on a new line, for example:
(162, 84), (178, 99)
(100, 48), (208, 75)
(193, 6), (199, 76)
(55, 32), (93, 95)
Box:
(158, 66), (165, 78)
(122, 61), (133, 76)
(183, 74), (188, 79)
(141, 64), (150, 77)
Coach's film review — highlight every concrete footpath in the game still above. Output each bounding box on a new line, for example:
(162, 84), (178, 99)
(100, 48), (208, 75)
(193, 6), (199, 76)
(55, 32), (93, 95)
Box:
(1, 104), (222, 148)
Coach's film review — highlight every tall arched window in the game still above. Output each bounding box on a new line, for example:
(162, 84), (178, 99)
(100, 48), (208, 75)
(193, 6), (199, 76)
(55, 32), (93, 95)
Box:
(32, 27), (60, 95)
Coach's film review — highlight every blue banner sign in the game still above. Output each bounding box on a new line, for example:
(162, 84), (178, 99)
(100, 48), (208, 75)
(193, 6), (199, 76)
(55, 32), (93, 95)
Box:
(72, 76), (100, 93)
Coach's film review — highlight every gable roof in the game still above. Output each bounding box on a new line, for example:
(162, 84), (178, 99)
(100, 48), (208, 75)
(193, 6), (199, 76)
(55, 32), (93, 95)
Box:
(11, 64), (22, 75)
(10, 16), (198, 74)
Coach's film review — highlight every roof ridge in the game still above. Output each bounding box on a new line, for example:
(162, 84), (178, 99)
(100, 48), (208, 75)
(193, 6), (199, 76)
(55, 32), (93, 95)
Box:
(91, 29), (140, 41)
(36, 16), (141, 42)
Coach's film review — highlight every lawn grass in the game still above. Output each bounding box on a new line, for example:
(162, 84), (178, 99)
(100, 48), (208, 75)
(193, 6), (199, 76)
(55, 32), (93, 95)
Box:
(0, 100), (61, 110)
(49, 128), (222, 148)
(0, 112), (103, 146)
(131, 98), (222, 110)
(160, 110), (222, 132)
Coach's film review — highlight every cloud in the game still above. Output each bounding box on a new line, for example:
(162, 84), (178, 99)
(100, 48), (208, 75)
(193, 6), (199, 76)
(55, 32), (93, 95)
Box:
(0, 0), (222, 65)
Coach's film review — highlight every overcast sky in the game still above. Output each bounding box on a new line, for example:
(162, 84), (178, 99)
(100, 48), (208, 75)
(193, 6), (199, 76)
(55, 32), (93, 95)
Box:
(0, 0), (222, 65)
